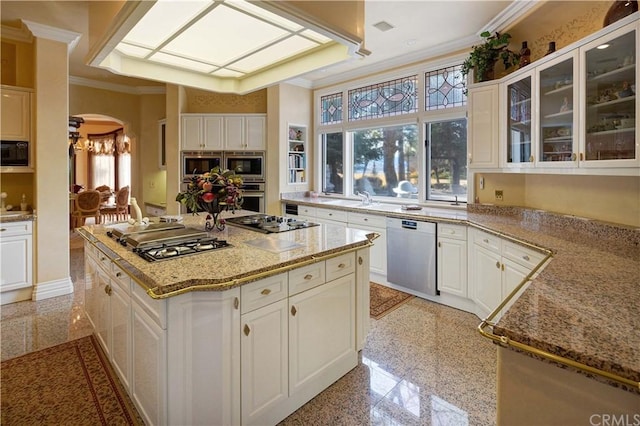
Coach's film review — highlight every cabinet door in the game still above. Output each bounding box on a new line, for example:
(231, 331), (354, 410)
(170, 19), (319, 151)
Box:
(472, 244), (502, 319)
(437, 237), (468, 297)
(537, 51), (579, 167)
(504, 71), (535, 167)
(182, 115), (204, 150)
(132, 302), (167, 426)
(94, 267), (112, 357)
(581, 23), (638, 167)
(1, 89), (30, 140)
(0, 234), (32, 292)
(289, 275), (356, 396)
(241, 299), (288, 426)
(84, 255), (99, 329)
(245, 116), (266, 150)
(110, 280), (131, 390)
(501, 258), (530, 317)
(468, 84), (499, 168)
(225, 116), (245, 150)
(204, 116), (224, 150)
(355, 248), (371, 351)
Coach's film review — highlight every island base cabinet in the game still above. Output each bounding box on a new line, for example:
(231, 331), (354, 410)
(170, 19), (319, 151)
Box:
(132, 303), (167, 426)
(497, 347), (640, 425)
(288, 275), (357, 407)
(167, 289), (241, 426)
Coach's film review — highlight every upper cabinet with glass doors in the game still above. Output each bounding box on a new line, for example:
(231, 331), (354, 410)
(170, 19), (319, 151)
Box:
(504, 72), (533, 166)
(581, 23), (638, 168)
(538, 52), (579, 166)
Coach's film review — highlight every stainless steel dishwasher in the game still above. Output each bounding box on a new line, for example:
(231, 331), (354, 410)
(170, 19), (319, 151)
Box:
(386, 218), (437, 297)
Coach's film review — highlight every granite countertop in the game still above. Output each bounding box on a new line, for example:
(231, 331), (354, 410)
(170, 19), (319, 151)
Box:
(78, 210), (372, 298)
(0, 212), (35, 222)
(281, 196), (640, 392)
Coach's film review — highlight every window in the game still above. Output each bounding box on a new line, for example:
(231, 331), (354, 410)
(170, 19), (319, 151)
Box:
(317, 63), (468, 204)
(88, 129), (131, 193)
(351, 124), (418, 198)
(426, 119), (467, 202)
(322, 132), (344, 194)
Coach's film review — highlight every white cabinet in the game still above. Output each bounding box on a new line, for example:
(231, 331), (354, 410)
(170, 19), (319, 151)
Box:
(287, 124), (307, 184)
(348, 211), (387, 277)
(469, 228), (545, 320)
(502, 70), (535, 167)
(315, 207), (348, 225)
(1, 87), (30, 140)
(181, 114), (223, 151)
(437, 223), (468, 297)
(0, 221), (33, 300)
(355, 248), (370, 351)
(225, 115), (266, 150)
(468, 83), (499, 168)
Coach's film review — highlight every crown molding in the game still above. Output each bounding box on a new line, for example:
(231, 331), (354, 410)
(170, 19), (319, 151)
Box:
(21, 20), (81, 53)
(480, 0), (543, 35)
(69, 76), (166, 95)
(1, 24), (32, 43)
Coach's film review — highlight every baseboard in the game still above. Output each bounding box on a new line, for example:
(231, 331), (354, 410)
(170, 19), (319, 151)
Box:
(32, 277), (74, 301)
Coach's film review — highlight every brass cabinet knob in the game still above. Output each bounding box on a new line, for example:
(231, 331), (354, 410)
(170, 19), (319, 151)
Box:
(291, 305), (297, 316)
(260, 288), (271, 295)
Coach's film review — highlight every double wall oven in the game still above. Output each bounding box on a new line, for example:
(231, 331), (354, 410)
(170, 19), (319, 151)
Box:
(181, 151), (265, 213)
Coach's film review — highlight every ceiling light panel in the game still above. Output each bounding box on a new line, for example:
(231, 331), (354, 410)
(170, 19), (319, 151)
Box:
(162, 4), (288, 65)
(231, 35), (319, 73)
(149, 51), (216, 73)
(122, 0), (212, 48)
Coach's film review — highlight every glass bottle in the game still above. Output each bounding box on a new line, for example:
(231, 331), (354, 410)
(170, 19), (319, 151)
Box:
(519, 41), (531, 67)
(545, 41), (556, 56)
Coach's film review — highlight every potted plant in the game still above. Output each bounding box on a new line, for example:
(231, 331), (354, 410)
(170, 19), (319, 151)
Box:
(461, 31), (520, 84)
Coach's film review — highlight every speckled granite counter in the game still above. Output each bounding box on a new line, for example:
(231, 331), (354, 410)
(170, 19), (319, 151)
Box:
(78, 211), (372, 298)
(281, 196), (640, 392)
(0, 212), (35, 223)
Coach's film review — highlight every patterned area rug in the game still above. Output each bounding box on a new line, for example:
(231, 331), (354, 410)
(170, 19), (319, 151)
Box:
(370, 282), (414, 319)
(1, 335), (144, 425)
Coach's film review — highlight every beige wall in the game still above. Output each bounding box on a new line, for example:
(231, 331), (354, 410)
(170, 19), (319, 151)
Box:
(139, 94), (167, 205)
(184, 88), (267, 114)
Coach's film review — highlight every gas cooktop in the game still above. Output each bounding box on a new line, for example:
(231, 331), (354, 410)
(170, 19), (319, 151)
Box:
(133, 237), (231, 262)
(226, 214), (319, 233)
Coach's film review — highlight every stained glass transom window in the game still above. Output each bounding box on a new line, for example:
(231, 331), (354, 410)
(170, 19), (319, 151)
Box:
(424, 65), (466, 110)
(348, 75), (418, 121)
(320, 93), (343, 125)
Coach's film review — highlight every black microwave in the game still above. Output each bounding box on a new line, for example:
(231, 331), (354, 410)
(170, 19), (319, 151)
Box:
(224, 151), (265, 182)
(182, 151), (222, 177)
(1, 140), (30, 167)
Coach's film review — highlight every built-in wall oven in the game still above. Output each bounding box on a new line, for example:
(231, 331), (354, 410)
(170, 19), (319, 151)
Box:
(239, 182), (265, 213)
(182, 151), (223, 177)
(224, 151), (265, 182)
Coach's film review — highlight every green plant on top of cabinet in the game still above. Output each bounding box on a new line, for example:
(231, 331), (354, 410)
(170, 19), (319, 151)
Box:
(581, 23), (637, 167)
(287, 124), (307, 184)
(538, 52), (579, 166)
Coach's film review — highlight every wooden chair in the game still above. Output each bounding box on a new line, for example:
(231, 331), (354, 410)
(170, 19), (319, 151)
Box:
(71, 190), (101, 228)
(95, 185), (112, 205)
(100, 186), (130, 223)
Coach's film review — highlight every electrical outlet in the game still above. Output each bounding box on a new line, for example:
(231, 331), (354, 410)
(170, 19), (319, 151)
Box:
(495, 190), (503, 201)
(149, 181), (155, 189)
(479, 177), (484, 189)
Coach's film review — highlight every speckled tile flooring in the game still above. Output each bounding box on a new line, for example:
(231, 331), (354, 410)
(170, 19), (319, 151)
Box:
(2, 232), (497, 425)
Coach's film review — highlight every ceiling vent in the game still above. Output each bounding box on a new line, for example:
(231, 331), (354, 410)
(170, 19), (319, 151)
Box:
(373, 21), (395, 32)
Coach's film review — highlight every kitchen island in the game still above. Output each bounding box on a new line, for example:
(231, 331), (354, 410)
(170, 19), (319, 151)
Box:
(281, 196), (640, 423)
(78, 211), (374, 426)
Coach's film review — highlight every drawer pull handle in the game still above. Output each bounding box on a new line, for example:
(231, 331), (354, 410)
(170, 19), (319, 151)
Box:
(364, 218), (368, 221)
(105, 284), (112, 296)
(338, 263), (345, 268)
(438, 242), (441, 248)
(261, 288), (271, 295)
(358, 256), (363, 265)
(483, 239), (489, 244)
(100, 257), (106, 261)
(304, 274), (313, 280)
(244, 324), (250, 336)
(234, 297), (239, 310)
(291, 305), (297, 316)
(522, 255), (530, 261)
(116, 272), (122, 277)
(0, 228), (5, 232)
(495, 261), (500, 269)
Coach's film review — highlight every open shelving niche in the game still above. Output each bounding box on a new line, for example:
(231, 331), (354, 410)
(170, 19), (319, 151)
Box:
(287, 124), (307, 184)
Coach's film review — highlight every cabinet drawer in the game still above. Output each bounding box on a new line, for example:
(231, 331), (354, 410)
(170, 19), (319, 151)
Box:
(347, 212), (386, 229)
(289, 261), (325, 296)
(297, 206), (317, 217)
(95, 249), (113, 273)
(502, 241), (545, 270)
(473, 230), (501, 253)
(241, 272), (288, 314)
(111, 263), (131, 294)
(326, 252), (356, 282)
(438, 223), (466, 241)
(316, 208), (347, 223)
(84, 241), (99, 260)
(0, 221), (32, 237)
(132, 282), (167, 329)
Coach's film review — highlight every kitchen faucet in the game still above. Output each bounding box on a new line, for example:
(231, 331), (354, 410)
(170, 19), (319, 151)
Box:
(356, 191), (372, 205)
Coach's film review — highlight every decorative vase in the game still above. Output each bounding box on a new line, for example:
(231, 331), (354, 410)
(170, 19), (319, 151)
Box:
(603, 0), (638, 27)
(476, 62), (495, 83)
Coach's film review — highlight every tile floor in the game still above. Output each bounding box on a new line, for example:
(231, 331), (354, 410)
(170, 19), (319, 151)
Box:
(1, 231), (497, 425)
